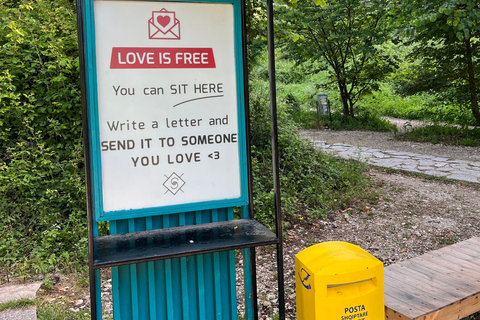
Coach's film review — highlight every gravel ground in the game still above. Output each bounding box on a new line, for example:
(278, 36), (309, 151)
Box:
(246, 123), (480, 320)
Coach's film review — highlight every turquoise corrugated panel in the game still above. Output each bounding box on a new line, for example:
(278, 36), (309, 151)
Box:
(110, 209), (238, 320)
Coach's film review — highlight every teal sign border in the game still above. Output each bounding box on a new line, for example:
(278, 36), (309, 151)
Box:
(81, 0), (249, 222)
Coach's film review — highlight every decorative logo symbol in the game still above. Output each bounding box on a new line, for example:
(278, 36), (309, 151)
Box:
(148, 9), (181, 40)
(163, 173), (185, 195)
(299, 268), (312, 290)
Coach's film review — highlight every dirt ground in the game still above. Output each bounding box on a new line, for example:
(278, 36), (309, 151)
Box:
(34, 122), (480, 319)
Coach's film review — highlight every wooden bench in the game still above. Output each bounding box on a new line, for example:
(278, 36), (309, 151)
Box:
(384, 237), (480, 319)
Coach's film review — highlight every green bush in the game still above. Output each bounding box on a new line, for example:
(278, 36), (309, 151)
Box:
(0, 0), (87, 280)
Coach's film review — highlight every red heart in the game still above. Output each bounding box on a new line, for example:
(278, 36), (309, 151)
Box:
(157, 15), (171, 28)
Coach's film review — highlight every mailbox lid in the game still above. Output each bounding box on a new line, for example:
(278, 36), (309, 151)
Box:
(295, 241), (382, 276)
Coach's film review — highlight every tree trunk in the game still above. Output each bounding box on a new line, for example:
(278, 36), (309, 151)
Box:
(348, 97), (355, 118)
(465, 38), (480, 126)
(338, 80), (350, 117)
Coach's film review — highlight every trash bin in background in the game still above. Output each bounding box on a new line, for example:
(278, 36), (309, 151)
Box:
(317, 94), (330, 116)
(295, 241), (384, 320)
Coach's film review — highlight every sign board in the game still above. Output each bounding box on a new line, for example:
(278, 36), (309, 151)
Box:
(82, 0), (248, 221)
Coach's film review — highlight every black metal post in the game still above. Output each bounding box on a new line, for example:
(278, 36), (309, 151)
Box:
(241, 0), (259, 318)
(266, 0), (286, 319)
(75, 0), (98, 319)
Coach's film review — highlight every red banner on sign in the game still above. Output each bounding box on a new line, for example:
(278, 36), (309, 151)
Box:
(110, 48), (216, 69)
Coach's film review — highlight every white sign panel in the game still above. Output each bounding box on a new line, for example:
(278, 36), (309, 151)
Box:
(94, 1), (241, 212)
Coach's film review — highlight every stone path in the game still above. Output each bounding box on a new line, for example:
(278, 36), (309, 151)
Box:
(311, 141), (480, 184)
(0, 282), (42, 320)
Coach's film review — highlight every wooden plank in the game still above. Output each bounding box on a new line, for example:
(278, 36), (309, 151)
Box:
(385, 272), (452, 310)
(405, 256), (480, 290)
(419, 254), (480, 281)
(440, 246), (480, 263)
(428, 247), (480, 271)
(450, 244), (480, 262)
(384, 276), (435, 318)
(463, 237), (480, 248)
(385, 264), (467, 299)
(432, 250), (480, 279)
(384, 238), (480, 320)
(454, 248), (480, 268)
(420, 292), (480, 320)
(384, 289), (426, 319)
(408, 257), (480, 297)
(397, 258), (480, 294)
(384, 306), (413, 320)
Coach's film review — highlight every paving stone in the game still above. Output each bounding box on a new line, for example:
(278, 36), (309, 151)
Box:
(424, 171), (449, 177)
(331, 143), (354, 147)
(449, 169), (474, 175)
(372, 152), (390, 159)
(447, 174), (479, 183)
(0, 282), (41, 320)
(0, 308), (36, 320)
(400, 166), (422, 173)
(370, 158), (408, 167)
(383, 150), (409, 156)
(434, 163), (448, 168)
(417, 160), (436, 167)
(435, 167), (455, 172)
(397, 152), (419, 157)
(0, 282), (42, 304)
(447, 160), (472, 164)
(336, 152), (352, 159)
(414, 155), (437, 159)
(330, 146), (350, 152)
(451, 164), (470, 171)
(315, 141), (480, 185)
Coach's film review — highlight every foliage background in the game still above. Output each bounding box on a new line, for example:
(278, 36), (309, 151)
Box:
(3, 0), (479, 282)
(0, 1), (87, 279)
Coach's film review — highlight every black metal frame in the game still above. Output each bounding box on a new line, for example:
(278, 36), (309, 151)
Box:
(76, 0), (285, 319)
(75, 0), (99, 317)
(266, 0), (286, 318)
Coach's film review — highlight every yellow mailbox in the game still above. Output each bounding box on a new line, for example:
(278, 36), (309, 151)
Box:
(295, 241), (384, 320)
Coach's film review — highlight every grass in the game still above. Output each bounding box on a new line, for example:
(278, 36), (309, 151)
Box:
(0, 298), (35, 312)
(37, 301), (91, 320)
(436, 237), (458, 246)
(0, 297), (91, 319)
(288, 107), (398, 132)
(396, 125), (480, 147)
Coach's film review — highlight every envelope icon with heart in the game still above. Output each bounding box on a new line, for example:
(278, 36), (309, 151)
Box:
(148, 9), (181, 40)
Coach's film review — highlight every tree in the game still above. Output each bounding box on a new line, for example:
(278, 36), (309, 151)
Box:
(277, 0), (397, 117)
(395, 0), (480, 126)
